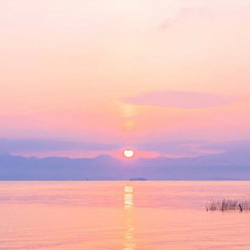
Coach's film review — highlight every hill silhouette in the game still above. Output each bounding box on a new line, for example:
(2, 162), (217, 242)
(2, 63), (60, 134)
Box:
(1, 150), (250, 180)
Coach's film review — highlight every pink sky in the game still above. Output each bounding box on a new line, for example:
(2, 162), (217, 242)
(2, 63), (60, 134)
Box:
(0, 0), (250, 157)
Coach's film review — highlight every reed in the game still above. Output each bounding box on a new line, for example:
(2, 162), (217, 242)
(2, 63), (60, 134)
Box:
(206, 199), (250, 212)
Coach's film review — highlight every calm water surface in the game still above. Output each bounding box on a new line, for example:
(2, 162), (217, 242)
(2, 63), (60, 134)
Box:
(1, 181), (250, 249)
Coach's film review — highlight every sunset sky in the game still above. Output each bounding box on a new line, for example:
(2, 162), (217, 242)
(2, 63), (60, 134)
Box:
(1, 0), (250, 158)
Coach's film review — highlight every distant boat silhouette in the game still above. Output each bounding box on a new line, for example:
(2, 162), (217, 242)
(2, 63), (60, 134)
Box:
(129, 177), (147, 181)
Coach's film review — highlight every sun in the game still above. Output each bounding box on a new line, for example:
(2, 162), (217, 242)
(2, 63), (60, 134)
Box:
(123, 149), (135, 159)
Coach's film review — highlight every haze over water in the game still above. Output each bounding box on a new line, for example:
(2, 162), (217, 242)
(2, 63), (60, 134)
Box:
(1, 181), (250, 249)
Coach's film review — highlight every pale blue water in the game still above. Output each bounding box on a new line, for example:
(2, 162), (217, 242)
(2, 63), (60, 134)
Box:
(0, 181), (250, 249)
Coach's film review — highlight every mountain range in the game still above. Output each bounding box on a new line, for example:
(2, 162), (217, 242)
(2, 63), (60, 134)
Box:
(1, 149), (250, 180)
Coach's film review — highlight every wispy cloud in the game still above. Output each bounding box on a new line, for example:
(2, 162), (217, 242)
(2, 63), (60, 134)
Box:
(123, 90), (235, 109)
(203, 140), (250, 155)
(133, 140), (223, 158)
(0, 137), (223, 158)
(159, 4), (212, 31)
(0, 138), (120, 154)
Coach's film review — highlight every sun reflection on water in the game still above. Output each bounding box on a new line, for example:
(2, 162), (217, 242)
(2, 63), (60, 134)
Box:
(123, 185), (136, 250)
(124, 186), (134, 210)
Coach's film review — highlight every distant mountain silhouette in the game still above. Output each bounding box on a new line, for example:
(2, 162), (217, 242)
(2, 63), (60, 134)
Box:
(1, 150), (250, 180)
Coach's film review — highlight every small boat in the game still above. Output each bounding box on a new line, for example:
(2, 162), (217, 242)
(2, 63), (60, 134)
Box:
(129, 177), (147, 181)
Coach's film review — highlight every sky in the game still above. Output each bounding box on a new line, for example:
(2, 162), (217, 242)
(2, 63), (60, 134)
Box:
(1, 0), (250, 158)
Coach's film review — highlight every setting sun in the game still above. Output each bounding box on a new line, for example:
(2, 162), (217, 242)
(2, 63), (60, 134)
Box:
(123, 149), (135, 159)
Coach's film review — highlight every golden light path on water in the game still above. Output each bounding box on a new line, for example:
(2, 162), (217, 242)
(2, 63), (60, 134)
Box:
(123, 185), (135, 250)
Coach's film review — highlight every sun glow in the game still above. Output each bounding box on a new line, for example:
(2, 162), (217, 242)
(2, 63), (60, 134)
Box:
(123, 149), (135, 158)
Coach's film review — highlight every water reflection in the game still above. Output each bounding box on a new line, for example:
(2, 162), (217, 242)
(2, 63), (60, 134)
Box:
(123, 185), (136, 250)
(124, 186), (134, 210)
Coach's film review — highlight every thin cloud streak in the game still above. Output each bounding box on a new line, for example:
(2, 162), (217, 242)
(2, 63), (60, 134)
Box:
(0, 138), (121, 154)
(123, 90), (236, 109)
(0, 138), (225, 159)
(133, 141), (224, 158)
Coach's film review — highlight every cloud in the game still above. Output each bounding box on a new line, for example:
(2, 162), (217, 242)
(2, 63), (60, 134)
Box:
(159, 5), (212, 31)
(203, 140), (250, 155)
(134, 140), (250, 158)
(123, 90), (235, 109)
(0, 138), (223, 158)
(0, 138), (121, 154)
(132, 140), (223, 158)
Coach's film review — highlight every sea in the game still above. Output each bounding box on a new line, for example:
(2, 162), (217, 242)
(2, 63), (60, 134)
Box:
(1, 181), (250, 250)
